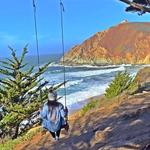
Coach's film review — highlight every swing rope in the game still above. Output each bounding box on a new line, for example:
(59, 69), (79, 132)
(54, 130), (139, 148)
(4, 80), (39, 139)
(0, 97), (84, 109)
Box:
(32, 0), (44, 102)
(60, 0), (67, 108)
(32, 0), (67, 108)
(32, 0), (40, 70)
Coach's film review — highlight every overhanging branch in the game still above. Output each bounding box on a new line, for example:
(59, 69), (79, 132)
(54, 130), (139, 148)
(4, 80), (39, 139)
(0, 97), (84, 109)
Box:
(119, 0), (150, 13)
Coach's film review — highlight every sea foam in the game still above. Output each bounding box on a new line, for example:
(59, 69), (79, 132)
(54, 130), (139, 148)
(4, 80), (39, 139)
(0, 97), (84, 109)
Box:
(67, 66), (125, 78)
(58, 83), (109, 107)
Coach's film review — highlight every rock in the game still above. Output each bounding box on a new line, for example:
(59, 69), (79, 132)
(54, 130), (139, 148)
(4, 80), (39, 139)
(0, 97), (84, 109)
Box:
(135, 67), (150, 90)
(90, 127), (112, 147)
(127, 67), (150, 94)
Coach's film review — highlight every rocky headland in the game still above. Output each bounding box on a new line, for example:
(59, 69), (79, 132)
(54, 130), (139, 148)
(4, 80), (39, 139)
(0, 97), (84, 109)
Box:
(61, 22), (150, 65)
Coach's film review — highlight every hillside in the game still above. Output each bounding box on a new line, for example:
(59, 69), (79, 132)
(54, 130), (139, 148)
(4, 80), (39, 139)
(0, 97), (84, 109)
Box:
(14, 67), (150, 150)
(62, 22), (150, 65)
(14, 92), (150, 150)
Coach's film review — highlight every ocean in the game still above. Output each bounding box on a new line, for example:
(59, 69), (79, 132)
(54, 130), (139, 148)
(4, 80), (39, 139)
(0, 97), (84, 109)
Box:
(0, 54), (148, 111)
(25, 54), (149, 110)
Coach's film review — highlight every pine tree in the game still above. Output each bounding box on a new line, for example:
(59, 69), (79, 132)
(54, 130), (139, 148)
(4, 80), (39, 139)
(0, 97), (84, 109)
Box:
(0, 47), (50, 139)
(105, 71), (133, 99)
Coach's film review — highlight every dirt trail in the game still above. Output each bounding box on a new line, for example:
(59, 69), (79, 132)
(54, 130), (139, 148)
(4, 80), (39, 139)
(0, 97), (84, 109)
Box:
(15, 92), (150, 150)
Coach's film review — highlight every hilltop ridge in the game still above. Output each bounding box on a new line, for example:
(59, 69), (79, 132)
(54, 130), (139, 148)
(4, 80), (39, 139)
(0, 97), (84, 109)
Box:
(62, 22), (150, 65)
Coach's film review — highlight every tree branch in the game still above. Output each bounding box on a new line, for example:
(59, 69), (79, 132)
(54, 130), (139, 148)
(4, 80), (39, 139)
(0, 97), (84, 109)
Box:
(119, 0), (150, 13)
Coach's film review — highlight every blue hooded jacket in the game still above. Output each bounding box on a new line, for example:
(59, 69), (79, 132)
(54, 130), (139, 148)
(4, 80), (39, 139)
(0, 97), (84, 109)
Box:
(40, 102), (66, 132)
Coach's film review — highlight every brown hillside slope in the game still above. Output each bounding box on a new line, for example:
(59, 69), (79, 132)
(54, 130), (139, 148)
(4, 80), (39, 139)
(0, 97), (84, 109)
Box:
(15, 92), (150, 150)
(62, 22), (150, 65)
(14, 67), (150, 150)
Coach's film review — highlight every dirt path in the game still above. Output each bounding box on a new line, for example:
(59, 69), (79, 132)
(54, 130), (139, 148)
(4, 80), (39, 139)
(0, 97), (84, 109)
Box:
(15, 92), (150, 150)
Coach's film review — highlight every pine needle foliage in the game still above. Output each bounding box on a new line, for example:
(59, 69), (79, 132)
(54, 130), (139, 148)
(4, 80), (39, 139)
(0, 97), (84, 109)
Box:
(105, 71), (133, 99)
(0, 47), (50, 139)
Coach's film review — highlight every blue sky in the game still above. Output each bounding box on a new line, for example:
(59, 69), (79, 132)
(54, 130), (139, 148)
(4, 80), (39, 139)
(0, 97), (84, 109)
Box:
(0, 0), (149, 56)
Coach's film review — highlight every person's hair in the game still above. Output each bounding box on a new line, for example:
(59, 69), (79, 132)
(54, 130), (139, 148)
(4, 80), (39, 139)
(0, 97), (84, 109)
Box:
(48, 87), (53, 93)
(47, 100), (59, 112)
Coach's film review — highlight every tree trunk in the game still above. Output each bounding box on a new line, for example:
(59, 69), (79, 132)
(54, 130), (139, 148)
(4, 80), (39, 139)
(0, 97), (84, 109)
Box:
(12, 123), (20, 139)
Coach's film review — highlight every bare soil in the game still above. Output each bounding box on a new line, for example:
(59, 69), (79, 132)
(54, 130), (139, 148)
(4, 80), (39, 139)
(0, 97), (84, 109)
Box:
(15, 92), (150, 150)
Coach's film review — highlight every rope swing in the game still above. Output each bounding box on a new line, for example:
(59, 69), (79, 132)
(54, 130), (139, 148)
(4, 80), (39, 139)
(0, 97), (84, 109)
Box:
(59, 0), (67, 108)
(32, 0), (44, 102)
(32, 0), (67, 108)
(32, 0), (40, 70)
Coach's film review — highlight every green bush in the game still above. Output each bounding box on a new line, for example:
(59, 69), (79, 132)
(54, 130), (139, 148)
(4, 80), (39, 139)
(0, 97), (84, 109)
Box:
(105, 71), (133, 99)
(126, 79), (139, 95)
(81, 99), (100, 114)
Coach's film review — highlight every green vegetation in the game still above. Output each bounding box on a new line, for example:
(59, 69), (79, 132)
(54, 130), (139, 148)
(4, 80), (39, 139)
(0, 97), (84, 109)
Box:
(127, 80), (139, 95)
(0, 47), (50, 139)
(81, 71), (136, 115)
(128, 66), (150, 94)
(0, 127), (41, 150)
(105, 71), (133, 99)
(81, 99), (100, 115)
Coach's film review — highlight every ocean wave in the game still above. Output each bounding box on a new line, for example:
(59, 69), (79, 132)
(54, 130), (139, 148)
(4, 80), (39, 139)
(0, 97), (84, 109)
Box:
(67, 66), (125, 78)
(48, 63), (62, 67)
(73, 64), (132, 68)
(143, 64), (150, 67)
(48, 63), (132, 69)
(58, 83), (109, 107)
(65, 79), (83, 88)
(49, 70), (63, 73)
(43, 79), (83, 90)
(56, 79), (83, 88)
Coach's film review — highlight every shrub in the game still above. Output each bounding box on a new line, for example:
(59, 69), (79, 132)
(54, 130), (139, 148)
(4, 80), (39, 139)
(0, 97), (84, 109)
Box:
(105, 71), (133, 99)
(126, 80), (139, 95)
(81, 99), (100, 114)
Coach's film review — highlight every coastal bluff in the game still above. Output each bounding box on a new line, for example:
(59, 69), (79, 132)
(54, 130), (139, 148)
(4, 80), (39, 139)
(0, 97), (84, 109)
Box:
(61, 22), (150, 65)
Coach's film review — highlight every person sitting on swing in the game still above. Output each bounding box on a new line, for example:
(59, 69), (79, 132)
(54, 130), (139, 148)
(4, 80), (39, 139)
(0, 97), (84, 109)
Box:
(39, 89), (68, 141)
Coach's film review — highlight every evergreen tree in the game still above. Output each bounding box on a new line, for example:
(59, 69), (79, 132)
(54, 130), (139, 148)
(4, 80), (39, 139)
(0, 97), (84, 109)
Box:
(0, 47), (50, 139)
(105, 71), (133, 99)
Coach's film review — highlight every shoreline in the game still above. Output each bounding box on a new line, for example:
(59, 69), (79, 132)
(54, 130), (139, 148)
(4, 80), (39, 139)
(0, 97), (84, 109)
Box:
(69, 94), (104, 114)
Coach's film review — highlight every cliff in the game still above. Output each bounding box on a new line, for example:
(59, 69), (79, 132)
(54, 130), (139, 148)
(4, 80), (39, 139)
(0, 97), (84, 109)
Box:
(62, 22), (150, 65)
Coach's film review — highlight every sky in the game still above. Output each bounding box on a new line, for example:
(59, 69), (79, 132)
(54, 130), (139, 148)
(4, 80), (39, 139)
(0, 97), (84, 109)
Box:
(0, 0), (149, 56)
